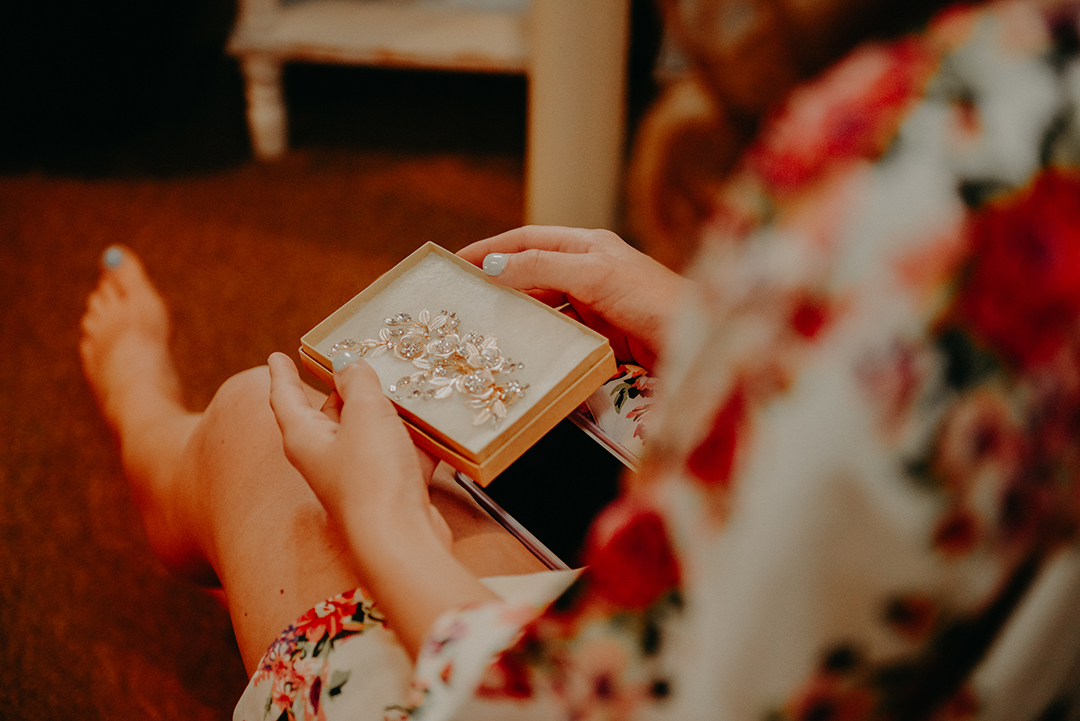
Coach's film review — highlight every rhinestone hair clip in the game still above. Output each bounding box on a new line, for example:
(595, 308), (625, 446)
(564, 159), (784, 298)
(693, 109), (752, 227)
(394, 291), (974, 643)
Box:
(327, 309), (528, 426)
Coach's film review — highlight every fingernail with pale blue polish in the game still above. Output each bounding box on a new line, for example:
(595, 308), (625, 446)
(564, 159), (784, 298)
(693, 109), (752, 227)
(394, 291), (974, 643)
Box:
(102, 246), (124, 269)
(482, 253), (509, 276)
(332, 350), (360, 373)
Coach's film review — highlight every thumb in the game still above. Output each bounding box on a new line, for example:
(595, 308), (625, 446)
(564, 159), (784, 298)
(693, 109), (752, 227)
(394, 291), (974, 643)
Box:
(480, 248), (606, 308)
(331, 352), (410, 443)
(333, 351), (438, 481)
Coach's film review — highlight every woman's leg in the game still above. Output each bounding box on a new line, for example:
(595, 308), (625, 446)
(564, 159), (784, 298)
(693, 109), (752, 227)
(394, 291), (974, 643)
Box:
(79, 247), (544, 675)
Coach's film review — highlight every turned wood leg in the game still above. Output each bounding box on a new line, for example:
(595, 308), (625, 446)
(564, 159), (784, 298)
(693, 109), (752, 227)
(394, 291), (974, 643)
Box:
(240, 54), (288, 160)
(526, 0), (630, 230)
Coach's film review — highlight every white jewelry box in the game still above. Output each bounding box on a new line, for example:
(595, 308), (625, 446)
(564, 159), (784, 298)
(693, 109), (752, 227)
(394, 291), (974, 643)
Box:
(300, 242), (616, 485)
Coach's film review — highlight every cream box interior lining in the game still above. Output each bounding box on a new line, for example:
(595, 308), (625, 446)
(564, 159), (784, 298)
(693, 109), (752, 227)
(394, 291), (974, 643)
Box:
(310, 250), (606, 455)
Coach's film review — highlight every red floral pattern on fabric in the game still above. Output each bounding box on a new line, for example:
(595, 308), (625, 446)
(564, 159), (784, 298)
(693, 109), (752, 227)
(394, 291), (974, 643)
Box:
(582, 499), (681, 610)
(885, 594), (940, 643)
(293, 594), (362, 646)
(788, 680), (876, 721)
(932, 508), (983, 557)
(918, 169), (1080, 559)
(790, 293), (833, 339)
(476, 646), (535, 699)
(747, 39), (936, 193)
(249, 588), (384, 721)
(686, 385), (748, 489)
(949, 169), (1080, 371)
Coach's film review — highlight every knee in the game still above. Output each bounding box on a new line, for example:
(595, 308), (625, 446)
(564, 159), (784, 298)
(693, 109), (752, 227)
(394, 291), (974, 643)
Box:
(201, 366), (279, 444)
(183, 365), (293, 503)
(211, 366), (273, 417)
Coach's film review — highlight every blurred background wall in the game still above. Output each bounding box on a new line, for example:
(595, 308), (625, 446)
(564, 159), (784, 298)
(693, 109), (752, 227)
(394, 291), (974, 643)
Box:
(1, 0), (662, 178)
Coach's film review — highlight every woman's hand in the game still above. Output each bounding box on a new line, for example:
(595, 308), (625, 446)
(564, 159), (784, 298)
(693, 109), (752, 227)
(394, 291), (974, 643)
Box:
(267, 352), (497, 658)
(268, 352), (437, 529)
(458, 226), (692, 369)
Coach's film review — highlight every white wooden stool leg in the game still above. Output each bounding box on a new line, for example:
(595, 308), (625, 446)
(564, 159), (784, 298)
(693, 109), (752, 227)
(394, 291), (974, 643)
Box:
(241, 54), (288, 160)
(526, 0), (630, 230)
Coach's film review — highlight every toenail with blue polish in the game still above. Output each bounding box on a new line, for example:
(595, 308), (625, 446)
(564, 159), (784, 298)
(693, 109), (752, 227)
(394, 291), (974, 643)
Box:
(332, 350), (360, 373)
(102, 246), (124, 269)
(482, 253), (509, 276)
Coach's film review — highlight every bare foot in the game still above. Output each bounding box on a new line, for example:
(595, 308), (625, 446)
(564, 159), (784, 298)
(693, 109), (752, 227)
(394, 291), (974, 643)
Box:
(80, 245), (184, 431)
(80, 246), (214, 583)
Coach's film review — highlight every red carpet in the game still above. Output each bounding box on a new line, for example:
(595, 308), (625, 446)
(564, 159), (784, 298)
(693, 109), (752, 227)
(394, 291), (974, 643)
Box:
(0, 127), (526, 720)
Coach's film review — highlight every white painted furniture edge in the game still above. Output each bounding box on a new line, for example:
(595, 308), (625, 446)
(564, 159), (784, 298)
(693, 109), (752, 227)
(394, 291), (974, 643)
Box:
(227, 0), (629, 229)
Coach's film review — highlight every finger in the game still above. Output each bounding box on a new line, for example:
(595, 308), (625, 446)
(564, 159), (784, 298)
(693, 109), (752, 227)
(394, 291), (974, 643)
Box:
(332, 359), (417, 454)
(416, 446), (438, 483)
(268, 353), (337, 458)
(517, 288), (570, 308)
(330, 359), (437, 480)
(476, 247), (617, 310)
(332, 358), (402, 429)
(333, 359), (429, 487)
(268, 353), (314, 421)
(457, 226), (613, 266)
(561, 304), (585, 326)
(320, 390), (343, 423)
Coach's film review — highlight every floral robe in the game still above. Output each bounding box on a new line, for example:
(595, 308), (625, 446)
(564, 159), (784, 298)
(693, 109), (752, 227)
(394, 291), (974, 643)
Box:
(236, 2), (1080, 719)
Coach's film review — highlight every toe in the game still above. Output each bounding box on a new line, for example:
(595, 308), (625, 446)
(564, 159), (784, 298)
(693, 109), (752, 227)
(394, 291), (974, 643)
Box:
(102, 245), (125, 270)
(107, 245), (147, 280)
(100, 244), (142, 272)
(99, 244), (146, 287)
(87, 277), (120, 315)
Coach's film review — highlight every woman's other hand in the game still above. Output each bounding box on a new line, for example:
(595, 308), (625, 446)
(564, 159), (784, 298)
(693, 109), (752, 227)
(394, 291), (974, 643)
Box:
(458, 226), (692, 369)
